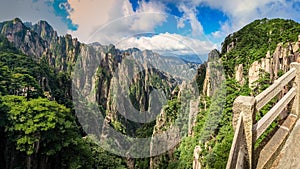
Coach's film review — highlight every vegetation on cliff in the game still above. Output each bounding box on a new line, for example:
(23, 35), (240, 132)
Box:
(0, 17), (300, 169)
(165, 18), (300, 169)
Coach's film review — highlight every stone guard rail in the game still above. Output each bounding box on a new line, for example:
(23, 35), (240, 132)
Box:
(226, 62), (300, 169)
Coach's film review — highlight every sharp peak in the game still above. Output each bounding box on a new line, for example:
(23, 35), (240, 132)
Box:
(13, 17), (22, 22)
(8, 18), (54, 30)
(8, 18), (25, 25)
(34, 20), (54, 30)
(36, 20), (51, 26)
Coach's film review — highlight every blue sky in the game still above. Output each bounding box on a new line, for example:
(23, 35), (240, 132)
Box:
(1, 0), (300, 57)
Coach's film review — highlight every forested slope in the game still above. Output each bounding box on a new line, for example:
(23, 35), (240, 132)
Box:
(0, 18), (300, 169)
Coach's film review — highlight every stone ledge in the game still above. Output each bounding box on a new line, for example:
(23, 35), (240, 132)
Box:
(255, 114), (297, 169)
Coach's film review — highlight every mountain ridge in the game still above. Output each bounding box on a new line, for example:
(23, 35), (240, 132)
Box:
(0, 17), (300, 169)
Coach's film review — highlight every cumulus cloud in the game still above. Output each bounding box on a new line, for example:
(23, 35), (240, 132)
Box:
(67, 0), (167, 43)
(2, 0), (298, 56)
(116, 32), (217, 56)
(202, 0), (300, 38)
(201, 0), (276, 29)
(177, 3), (204, 37)
(162, 0), (300, 45)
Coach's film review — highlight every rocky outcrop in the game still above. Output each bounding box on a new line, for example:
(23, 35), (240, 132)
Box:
(0, 18), (81, 72)
(235, 64), (245, 85)
(149, 80), (199, 169)
(221, 33), (237, 54)
(31, 20), (57, 42)
(193, 146), (202, 169)
(190, 49), (226, 169)
(248, 36), (300, 89)
(0, 18), (47, 58)
(71, 41), (200, 167)
(248, 61), (262, 88)
(227, 41), (235, 53)
(202, 49), (225, 96)
(189, 99), (199, 136)
(0, 18), (203, 168)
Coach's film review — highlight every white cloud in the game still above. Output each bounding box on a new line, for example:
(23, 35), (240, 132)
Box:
(59, 2), (73, 13)
(116, 32), (217, 56)
(166, 0), (300, 45)
(201, 0), (300, 33)
(176, 17), (185, 29)
(58, 0), (217, 56)
(67, 0), (167, 43)
(1, 0), (299, 47)
(209, 21), (231, 41)
(177, 3), (204, 37)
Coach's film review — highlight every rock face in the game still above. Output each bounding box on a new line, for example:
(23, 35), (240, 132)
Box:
(193, 146), (202, 169)
(0, 18), (202, 168)
(235, 64), (245, 85)
(148, 48), (225, 169)
(0, 18), (47, 58)
(0, 18), (80, 71)
(149, 81), (199, 169)
(247, 39), (300, 89)
(31, 20), (57, 42)
(192, 19), (300, 168)
(77, 46), (200, 168)
(202, 49), (225, 97)
(189, 99), (200, 135)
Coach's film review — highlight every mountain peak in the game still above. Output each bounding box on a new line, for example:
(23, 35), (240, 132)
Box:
(31, 20), (56, 41)
(36, 20), (53, 30)
(221, 18), (300, 59)
(12, 17), (22, 24)
(0, 18), (26, 36)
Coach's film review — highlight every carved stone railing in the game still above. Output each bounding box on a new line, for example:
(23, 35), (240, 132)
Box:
(226, 112), (248, 169)
(226, 62), (300, 169)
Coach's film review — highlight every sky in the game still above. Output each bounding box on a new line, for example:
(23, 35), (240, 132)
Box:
(1, 0), (300, 57)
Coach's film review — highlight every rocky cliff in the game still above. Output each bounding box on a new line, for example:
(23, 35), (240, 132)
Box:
(0, 18), (202, 168)
(245, 36), (300, 89)
(189, 18), (300, 169)
(202, 49), (225, 97)
(0, 18), (80, 71)
(4, 17), (299, 169)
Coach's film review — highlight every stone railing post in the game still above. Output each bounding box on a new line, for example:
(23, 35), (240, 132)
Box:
(232, 96), (256, 169)
(291, 62), (300, 117)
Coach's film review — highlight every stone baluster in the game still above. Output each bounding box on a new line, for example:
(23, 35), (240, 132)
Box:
(291, 62), (300, 116)
(232, 96), (256, 169)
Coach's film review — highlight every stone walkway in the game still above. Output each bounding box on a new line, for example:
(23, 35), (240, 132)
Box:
(271, 119), (300, 169)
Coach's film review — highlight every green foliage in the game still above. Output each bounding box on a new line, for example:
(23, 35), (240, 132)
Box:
(1, 17), (299, 169)
(176, 136), (198, 168)
(110, 120), (126, 134)
(174, 77), (250, 168)
(136, 121), (156, 138)
(0, 34), (19, 53)
(1, 95), (126, 168)
(164, 99), (181, 123)
(0, 35), (73, 106)
(277, 69), (284, 77)
(2, 96), (76, 155)
(61, 136), (126, 169)
(221, 18), (300, 76)
(0, 35), (125, 168)
(252, 71), (271, 95)
(0, 52), (41, 96)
